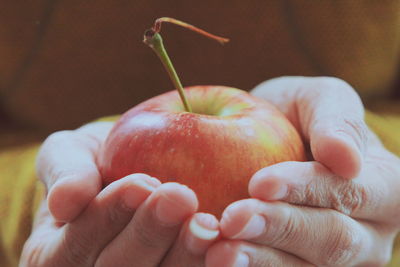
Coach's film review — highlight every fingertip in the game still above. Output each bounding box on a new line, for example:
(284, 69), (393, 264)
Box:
(249, 167), (288, 200)
(152, 183), (199, 226)
(158, 183), (199, 212)
(220, 199), (258, 238)
(312, 133), (362, 179)
(185, 213), (219, 255)
(114, 174), (160, 210)
(191, 213), (219, 235)
(48, 173), (101, 222)
(124, 173), (161, 188)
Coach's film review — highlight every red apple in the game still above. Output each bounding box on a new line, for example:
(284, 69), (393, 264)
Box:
(98, 85), (306, 216)
(98, 18), (306, 216)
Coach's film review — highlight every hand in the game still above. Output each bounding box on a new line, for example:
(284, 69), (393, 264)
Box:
(206, 77), (400, 266)
(20, 122), (219, 267)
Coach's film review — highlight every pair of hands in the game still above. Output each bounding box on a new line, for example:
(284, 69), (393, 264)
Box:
(20, 77), (400, 266)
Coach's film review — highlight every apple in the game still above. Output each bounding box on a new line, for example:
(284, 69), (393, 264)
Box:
(98, 18), (306, 216)
(98, 85), (305, 215)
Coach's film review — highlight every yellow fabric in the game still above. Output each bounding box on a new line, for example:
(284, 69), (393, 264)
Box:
(391, 235), (400, 267)
(366, 111), (400, 157)
(0, 144), (43, 267)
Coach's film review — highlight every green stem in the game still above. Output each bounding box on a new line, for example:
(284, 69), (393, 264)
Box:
(144, 31), (192, 113)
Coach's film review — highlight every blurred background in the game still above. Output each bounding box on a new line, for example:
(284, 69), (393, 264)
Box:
(0, 0), (399, 147)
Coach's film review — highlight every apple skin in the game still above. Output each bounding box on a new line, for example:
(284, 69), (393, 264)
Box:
(98, 85), (306, 216)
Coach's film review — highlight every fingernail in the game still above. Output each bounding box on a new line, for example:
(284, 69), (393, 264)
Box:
(186, 213), (219, 254)
(155, 193), (189, 225)
(233, 252), (249, 267)
(123, 179), (156, 210)
(190, 213), (219, 240)
(232, 214), (265, 239)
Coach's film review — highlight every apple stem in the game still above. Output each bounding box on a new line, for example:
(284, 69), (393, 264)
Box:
(143, 17), (229, 113)
(153, 17), (230, 45)
(144, 31), (192, 112)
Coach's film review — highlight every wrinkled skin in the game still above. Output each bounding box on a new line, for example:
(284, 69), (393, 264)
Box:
(21, 77), (400, 267)
(206, 77), (400, 267)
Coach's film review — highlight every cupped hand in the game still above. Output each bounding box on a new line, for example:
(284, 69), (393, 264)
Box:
(20, 122), (219, 266)
(206, 77), (400, 266)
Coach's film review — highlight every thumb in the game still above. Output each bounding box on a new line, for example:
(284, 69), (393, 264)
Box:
(36, 122), (113, 222)
(251, 76), (368, 178)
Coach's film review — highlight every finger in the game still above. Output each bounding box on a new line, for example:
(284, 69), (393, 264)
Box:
(96, 183), (198, 267)
(206, 240), (312, 267)
(22, 174), (159, 266)
(249, 160), (400, 223)
(220, 199), (389, 266)
(36, 122), (113, 222)
(251, 76), (368, 178)
(161, 213), (219, 267)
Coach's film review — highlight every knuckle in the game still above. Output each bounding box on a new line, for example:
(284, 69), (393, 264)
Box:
(289, 181), (314, 205)
(286, 172), (374, 217)
(270, 206), (298, 246)
(307, 77), (361, 107)
(312, 77), (354, 94)
(286, 176), (326, 209)
(37, 131), (76, 178)
(323, 216), (362, 266)
(38, 129), (100, 187)
(43, 130), (75, 147)
(105, 200), (131, 225)
(36, 131), (74, 169)
(44, 129), (99, 153)
(129, 216), (171, 249)
(331, 182), (369, 215)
